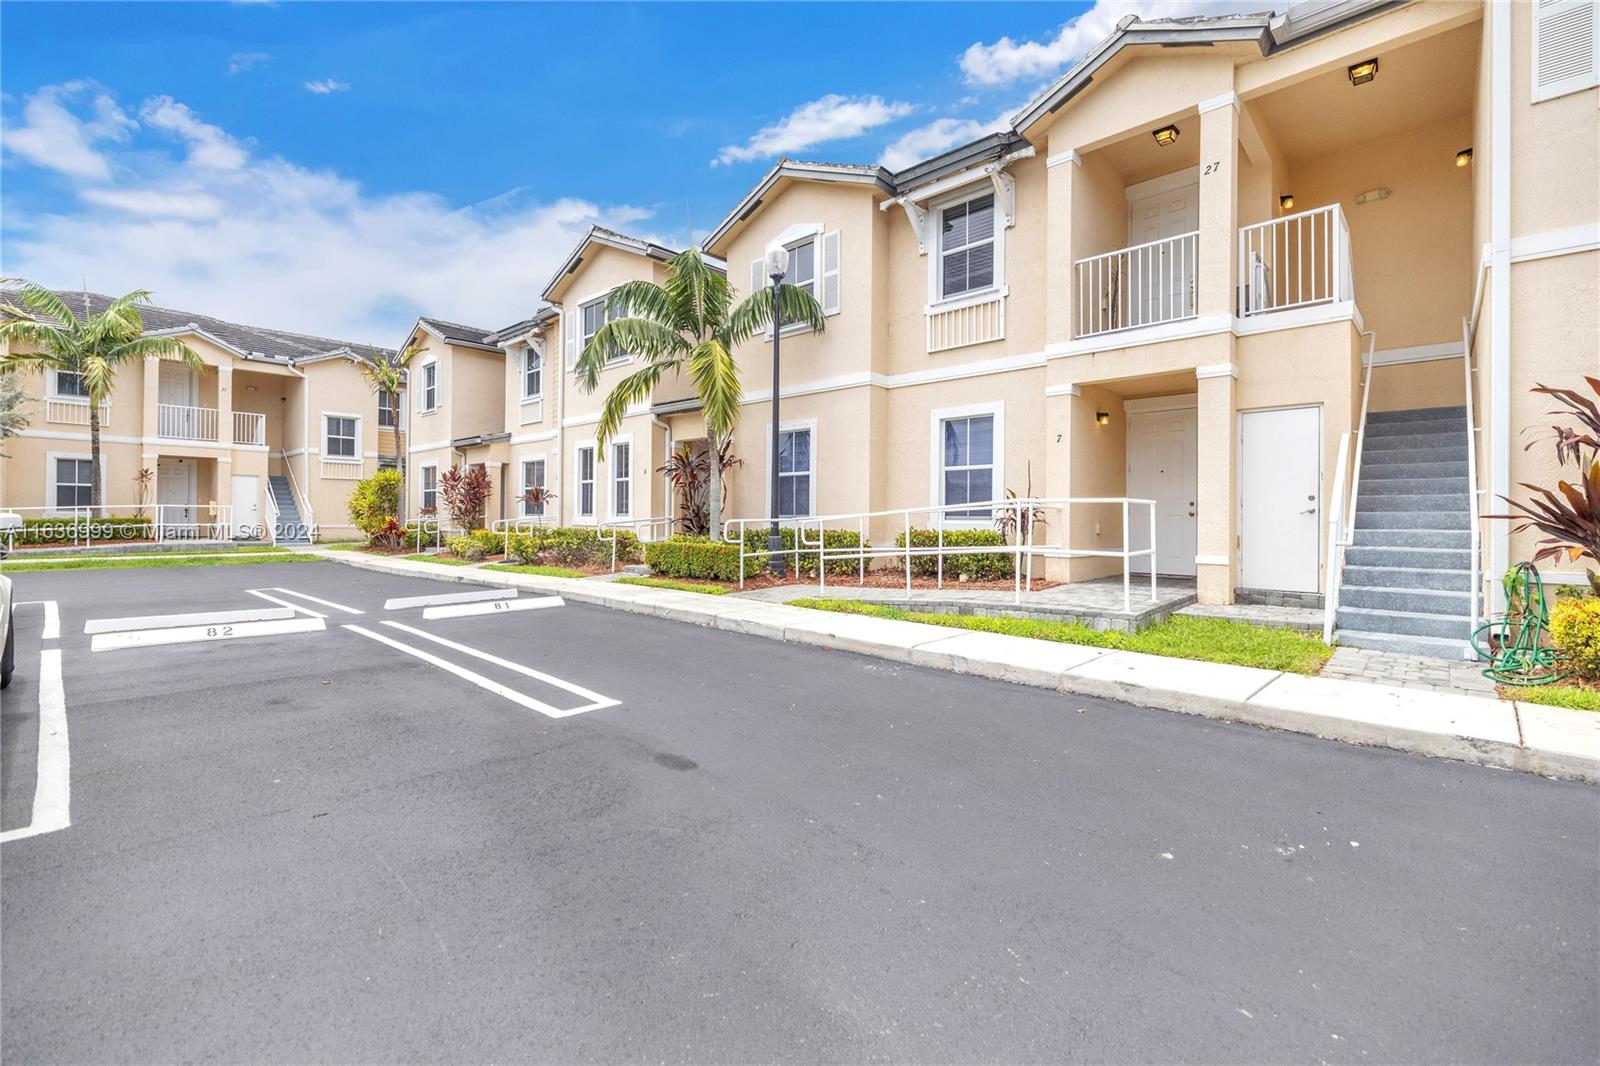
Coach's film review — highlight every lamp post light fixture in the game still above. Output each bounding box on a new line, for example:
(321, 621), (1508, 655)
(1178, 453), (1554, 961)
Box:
(764, 242), (790, 579)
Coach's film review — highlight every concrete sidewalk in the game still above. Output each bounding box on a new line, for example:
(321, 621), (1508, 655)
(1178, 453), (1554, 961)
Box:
(312, 549), (1600, 784)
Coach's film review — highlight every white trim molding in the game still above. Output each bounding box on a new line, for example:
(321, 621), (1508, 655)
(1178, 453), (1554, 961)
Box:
(1045, 148), (1082, 169)
(764, 416), (819, 519)
(1366, 341), (1464, 367)
(1043, 383), (1081, 398)
(1195, 553), (1230, 566)
(1196, 362), (1238, 380)
(1124, 393), (1198, 414)
(1197, 91), (1240, 114)
(1509, 223), (1600, 264)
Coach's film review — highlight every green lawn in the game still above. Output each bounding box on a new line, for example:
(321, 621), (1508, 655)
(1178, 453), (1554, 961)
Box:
(485, 563), (589, 579)
(787, 598), (1333, 675)
(3, 554), (321, 573)
(617, 576), (730, 596)
(8, 544), (289, 560)
(403, 553), (479, 566)
(1509, 683), (1600, 711)
(320, 541), (368, 551)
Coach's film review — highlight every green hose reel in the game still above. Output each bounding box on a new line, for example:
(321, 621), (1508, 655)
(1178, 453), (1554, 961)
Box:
(1470, 562), (1567, 686)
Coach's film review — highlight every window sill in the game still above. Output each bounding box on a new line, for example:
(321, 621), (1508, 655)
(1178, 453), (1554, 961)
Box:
(925, 286), (1007, 316)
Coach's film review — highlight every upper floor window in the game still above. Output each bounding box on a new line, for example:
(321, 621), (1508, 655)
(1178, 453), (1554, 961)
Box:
(377, 391), (397, 427)
(418, 362), (439, 412)
(1533, 0), (1599, 102)
(786, 237), (817, 302)
(522, 348), (543, 399)
(938, 192), (996, 300)
(52, 370), (89, 398)
(749, 230), (840, 318)
(580, 296), (625, 365)
(324, 415), (358, 459)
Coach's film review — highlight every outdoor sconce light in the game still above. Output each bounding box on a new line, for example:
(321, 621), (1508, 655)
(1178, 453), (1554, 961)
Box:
(1355, 186), (1390, 205)
(1280, 194), (1296, 210)
(1347, 58), (1379, 85)
(1152, 124), (1180, 147)
(1456, 148), (1473, 167)
(1095, 411), (1111, 426)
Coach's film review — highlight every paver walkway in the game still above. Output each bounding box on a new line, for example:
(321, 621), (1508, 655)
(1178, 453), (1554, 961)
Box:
(1322, 645), (1499, 697)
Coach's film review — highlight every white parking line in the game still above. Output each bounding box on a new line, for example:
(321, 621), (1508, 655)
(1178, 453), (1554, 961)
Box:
(380, 620), (619, 715)
(0, 649), (70, 844)
(245, 589), (326, 618)
(85, 606), (295, 634)
(15, 600), (60, 640)
(258, 587), (364, 615)
(384, 588), (516, 611)
(91, 616), (326, 651)
(344, 624), (574, 717)
(421, 595), (563, 621)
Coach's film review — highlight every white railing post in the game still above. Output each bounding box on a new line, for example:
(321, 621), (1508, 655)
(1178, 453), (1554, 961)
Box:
(1324, 431), (1352, 643)
(1462, 315), (1482, 644)
(1122, 498), (1131, 614)
(1148, 502), (1157, 603)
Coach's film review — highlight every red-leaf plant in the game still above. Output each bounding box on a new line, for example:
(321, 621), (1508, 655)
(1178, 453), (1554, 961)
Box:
(438, 464), (493, 532)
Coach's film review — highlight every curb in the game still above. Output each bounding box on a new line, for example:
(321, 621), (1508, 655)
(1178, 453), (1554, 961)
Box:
(315, 550), (1600, 785)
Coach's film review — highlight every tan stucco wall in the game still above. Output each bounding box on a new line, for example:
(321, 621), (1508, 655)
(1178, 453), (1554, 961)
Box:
(1368, 357), (1466, 412)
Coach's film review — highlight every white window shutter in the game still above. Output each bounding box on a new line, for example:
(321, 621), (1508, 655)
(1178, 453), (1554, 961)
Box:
(1534, 0), (1599, 102)
(750, 258), (764, 298)
(564, 311), (577, 370)
(822, 231), (841, 315)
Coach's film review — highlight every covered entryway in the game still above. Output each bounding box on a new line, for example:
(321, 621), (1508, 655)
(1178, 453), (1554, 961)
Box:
(231, 474), (261, 540)
(1239, 406), (1322, 593)
(156, 458), (197, 528)
(1126, 398), (1198, 578)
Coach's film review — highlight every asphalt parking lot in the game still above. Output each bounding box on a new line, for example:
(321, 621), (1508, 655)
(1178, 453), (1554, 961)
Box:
(2, 560), (1597, 1062)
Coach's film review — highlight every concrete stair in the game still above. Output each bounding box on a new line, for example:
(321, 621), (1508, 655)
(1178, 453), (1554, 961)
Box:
(268, 475), (310, 545)
(1334, 405), (1474, 660)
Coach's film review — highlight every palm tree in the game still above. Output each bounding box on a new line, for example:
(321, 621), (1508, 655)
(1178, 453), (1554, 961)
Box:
(574, 247), (823, 539)
(358, 337), (423, 473)
(0, 283), (202, 514)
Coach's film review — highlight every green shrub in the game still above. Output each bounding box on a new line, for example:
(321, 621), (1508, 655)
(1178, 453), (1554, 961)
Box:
(446, 534), (487, 562)
(644, 535), (758, 581)
(893, 528), (1013, 580)
(15, 515), (152, 545)
(1551, 598), (1600, 679)
(740, 527), (865, 576)
(502, 526), (641, 568)
(346, 470), (402, 544)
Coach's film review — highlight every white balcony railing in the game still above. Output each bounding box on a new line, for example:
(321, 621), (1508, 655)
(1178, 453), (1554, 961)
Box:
(1238, 203), (1353, 317)
(45, 398), (110, 426)
(157, 403), (219, 441)
(233, 410), (266, 446)
(1074, 230), (1198, 339)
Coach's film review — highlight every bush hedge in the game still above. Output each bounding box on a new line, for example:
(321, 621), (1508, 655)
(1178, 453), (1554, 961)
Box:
(504, 526), (641, 568)
(893, 528), (1013, 580)
(15, 515), (152, 545)
(1551, 597), (1600, 679)
(645, 535), (758, 582)
(346, 470), (402, 544)
(740, 527), (865, 577)
(444, 529), (502, 561)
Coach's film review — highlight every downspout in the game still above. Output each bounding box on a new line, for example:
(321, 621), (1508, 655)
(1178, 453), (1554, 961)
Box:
(553, 318), (565, 527)
(1488, 0), (1512, 612)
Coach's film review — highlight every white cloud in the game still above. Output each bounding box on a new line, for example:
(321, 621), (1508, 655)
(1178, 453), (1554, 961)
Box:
(877, 110), (1013, 171)
(227, 52), (269, 75)
(1, 81), (134, 181)
(714, 94), (914, 167)
(960, 1), (1275, 87)
(2, 83), (661, 343)
(303, 79), (350, 95)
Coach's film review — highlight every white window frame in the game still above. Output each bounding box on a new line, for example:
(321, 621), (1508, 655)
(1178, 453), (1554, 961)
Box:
(928, 185), (1005, 308)
(765, 417), (817, 519)
(417, 360), (439, 413)
(45, 451), (100, 516)
(610, 436), (633, 519)
(419, 463), (439, 513)
(48, 368), (90, 400)
(575, 443), (597, 522)
(322, 412), (361, 461)
(521, 346), (543, 401)
(578, 291), (628, 368)
(377, 390), (398, 428)
(928, 401), (1004, 526)
(520, 457), (548, 517)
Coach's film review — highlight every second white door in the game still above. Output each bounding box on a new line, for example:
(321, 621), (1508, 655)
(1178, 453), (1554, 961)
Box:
(1239, 406), (1322, 593)
(1126, 406), (1198, 577)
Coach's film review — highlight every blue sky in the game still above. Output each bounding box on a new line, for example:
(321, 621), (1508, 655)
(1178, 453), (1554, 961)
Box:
(0, 1), (1253, 342)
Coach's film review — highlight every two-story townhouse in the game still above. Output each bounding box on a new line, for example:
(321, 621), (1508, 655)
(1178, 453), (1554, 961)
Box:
(0, 291), (395, 543)
(400, 317), (513, 526)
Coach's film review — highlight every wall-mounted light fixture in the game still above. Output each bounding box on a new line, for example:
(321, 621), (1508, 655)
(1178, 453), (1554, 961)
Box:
(1095, 411), (1111, 426)
(1347, 58), (1379, 85)
(1456, 147), (1473, 167)
(1151, 124), (1180, 147)
(1279, 194), (1296, 211)
(1354, 186), (1390, 205)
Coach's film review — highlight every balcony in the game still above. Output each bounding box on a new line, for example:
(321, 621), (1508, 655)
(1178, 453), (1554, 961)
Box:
(157, 403), (219, 441)
(1074, 231), (1198, 340)
(233, 411), (266, 446)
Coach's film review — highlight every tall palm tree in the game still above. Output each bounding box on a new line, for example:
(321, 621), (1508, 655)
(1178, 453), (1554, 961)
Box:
(574, 247), (823, 538)
(358, 337), (423, 469)
(0, 283), (201, 514)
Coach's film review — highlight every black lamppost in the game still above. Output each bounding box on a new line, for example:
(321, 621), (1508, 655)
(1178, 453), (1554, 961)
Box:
(764, 242), (789, 579)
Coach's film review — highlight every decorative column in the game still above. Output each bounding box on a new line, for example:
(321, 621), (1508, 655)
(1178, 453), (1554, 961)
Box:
(1042, 381), (1078, 582)
(1196, 92), (1240, 320)
(141, 355), (160, 442)
(1195, 363), (1237, 604)
(1044, 147), (1081, 348)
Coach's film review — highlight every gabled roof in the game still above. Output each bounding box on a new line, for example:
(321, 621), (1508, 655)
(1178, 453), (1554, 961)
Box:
(417, 316), (499, 348)
(1, 288), (394, 365)
(703, 159), (896, 255)
(539, 225), (684, 303)
(484, 305), (560, 347)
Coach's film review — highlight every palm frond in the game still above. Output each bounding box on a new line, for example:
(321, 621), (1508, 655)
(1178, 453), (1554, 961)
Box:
(3, 283), (83, 338)
(686, 338), (742, 438)
(721, 281), (824, 350)
(0, 321), (78, 370)
(605, 281), (681, 332)
(594, 362), (668, 447)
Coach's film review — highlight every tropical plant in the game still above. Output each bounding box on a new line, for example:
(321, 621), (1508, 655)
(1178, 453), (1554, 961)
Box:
(133, 467), (153, 519)
(358, 338), (424, 481)
(659, 439), (743, 536)
(0, 284), (203, 513)
(1489, 377), (1600, 594)
(520, 484), (557, 516)
(574, 246), (823, 540)
(438, 464), (493, 531)
(993, 464), (1047, 544)
(0, 370), (29, 456)
(1550, 597), (1600, 679)
(347, 469), (403, 545)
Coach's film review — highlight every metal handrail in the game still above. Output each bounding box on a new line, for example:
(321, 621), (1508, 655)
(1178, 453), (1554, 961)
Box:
(594, 517), (676, 571)
(281, 453), (315, 534)
(1323, 432), (1352, 643)
(1324, 329), (1378, 640)
(1462, 315), (1482, 644)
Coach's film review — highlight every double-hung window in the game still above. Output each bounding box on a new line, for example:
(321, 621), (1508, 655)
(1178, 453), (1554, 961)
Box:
(577, 446), (596, 518)
(786, 237), (817, 302)
(521, 458), (547, 516)
(777, 427), (813, 518)
(377, 391), (397, 427)
(612, 442), (631, 517)
(53, 370), (89, 399)
(938, 193), (996, 300)
(324, 415), (357, 460)
(420, 465), (438, 512)
(580, 296), (624, 365)
(522, 348), (542, 399)
(940, 414), (995, 518)
(54, 457), (93, 510)
(419, 362), (439, 412)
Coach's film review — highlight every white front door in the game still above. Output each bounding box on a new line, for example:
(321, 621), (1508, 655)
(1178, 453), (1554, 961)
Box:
(1127, 178), (1199, 327)
(1240, 406), (1322, 593)
(157, 460), (196, 530)
(1126, 405), (1198, 577)
(231, 475), (260, 540)
(158, 362), (198, 438)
